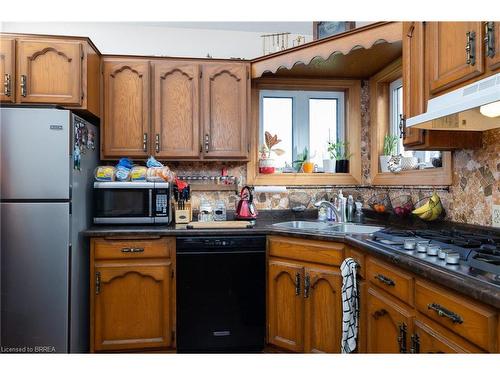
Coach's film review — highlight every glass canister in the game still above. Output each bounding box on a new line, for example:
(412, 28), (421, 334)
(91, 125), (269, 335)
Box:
(213, 201), (227, 221)
(198, 200), (214, 222)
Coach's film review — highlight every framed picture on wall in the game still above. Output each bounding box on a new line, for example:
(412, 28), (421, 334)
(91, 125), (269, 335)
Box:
(313, 22), (356, 40)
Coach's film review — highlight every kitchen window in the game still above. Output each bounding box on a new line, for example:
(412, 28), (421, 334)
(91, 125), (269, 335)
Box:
(259, 90), (345, 168)
(389, 78), (441, 168)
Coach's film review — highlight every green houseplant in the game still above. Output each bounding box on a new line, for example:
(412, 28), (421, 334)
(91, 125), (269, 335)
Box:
(327, 141), (352, 173)
(292, 147), (309, 172)
(380, 134), (398, 172)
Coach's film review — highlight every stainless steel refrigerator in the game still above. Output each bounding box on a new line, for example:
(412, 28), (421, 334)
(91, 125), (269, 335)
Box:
(0, 107), (98, 353)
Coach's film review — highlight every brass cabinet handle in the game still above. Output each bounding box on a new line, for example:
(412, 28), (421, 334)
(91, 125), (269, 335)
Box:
(410, 334), (420, 354)
(485, 22), (495, 58)
(121, 247), (145, 253)
(204, 133), (209, 152)
(95, 272), (101, 295)
(143, 133), (148, 152)
(155, 134), (160, 153)
(465, 31), (476, 65)
(374, 273), (395, 286)
(406, 22), (415, 38)
(427, 303), (463, 324)
(295, 272), (301, 296)
(398, 322), (408, 353)
(304, 274), (311, 299)
(4, 74), (11, 96)
(20, 74), (27, 97)
(399, 114), (406, 139)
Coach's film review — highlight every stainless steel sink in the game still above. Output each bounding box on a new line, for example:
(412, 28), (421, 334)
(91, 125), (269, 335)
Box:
(328, 223), (384, 234)
(272, 221), (384, 235)
(272, 221), (332, 230)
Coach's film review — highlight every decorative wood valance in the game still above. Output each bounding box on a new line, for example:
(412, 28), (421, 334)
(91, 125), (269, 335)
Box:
(251, 22), (402, 79)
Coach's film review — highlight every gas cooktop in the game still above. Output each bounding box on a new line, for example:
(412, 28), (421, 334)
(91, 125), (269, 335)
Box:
(369, 228), (500, 287)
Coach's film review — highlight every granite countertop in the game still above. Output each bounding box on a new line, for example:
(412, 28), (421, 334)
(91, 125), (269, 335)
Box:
(82, 210), (500, 309)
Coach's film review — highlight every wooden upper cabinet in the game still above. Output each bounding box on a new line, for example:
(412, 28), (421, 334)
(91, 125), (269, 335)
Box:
(427, 22), (484, 95)
(486, 22), (500, 71)
(93, 260), (173, 352)
(152, 61), (200, 159)
(16, 39), (82, 105)
(202, 62), (248, 159)
(0, 37), (15, 103)
(102, 59), (150, 159)
(402, 21), (425, 147)
(304, 267), (342, 353)
(267, 260), (304, 352)
(366, 286), (414, 353)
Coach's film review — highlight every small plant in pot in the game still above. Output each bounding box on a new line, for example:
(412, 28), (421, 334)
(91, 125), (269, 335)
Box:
(293, 147), (312, 173)
(380, 134), (398, 173)
(328, 141), (352, 173)
(259, 131), (285, 174)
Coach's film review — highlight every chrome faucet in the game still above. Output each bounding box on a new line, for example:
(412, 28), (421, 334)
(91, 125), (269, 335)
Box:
(314, 200), (343, 223)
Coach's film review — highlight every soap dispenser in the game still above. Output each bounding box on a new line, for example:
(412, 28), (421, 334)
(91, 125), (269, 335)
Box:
(354, 201), (364, 224)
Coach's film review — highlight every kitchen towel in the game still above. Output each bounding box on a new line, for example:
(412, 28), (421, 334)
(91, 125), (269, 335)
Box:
(340, 257), (359, 354)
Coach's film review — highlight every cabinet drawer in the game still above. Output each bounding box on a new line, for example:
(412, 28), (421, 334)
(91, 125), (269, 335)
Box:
(415, 280), (497, 352)
(366, 257), (413, 305)
(345, 246), (365, 279)
(268, 236), (344, 266)
(93, 237), (172, 260)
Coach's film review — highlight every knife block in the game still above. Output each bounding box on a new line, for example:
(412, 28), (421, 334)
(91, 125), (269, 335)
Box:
(174, 202), (192, 224)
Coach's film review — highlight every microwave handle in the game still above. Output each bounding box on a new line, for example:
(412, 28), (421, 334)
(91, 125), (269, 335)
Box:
(149, 189), (153, 217)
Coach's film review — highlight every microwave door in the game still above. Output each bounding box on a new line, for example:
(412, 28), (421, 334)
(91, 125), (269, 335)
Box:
(94, 187), (153, 223)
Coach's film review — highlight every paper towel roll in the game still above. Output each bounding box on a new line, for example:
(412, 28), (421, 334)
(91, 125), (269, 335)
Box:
(253, 186), (287, 193)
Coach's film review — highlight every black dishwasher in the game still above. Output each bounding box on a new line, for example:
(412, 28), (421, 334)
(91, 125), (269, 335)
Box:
(176, 236), (266, 353)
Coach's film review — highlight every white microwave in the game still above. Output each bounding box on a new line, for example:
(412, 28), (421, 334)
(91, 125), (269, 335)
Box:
(93, 181), (172, 225)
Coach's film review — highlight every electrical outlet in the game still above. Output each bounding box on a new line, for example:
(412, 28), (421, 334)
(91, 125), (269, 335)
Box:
(493, 205), (500, 228)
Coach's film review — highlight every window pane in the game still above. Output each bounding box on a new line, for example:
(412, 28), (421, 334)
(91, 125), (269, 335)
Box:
(309, 98), (337, 166)
(262, 97), (293, 167)
(389, 81), (442, 169)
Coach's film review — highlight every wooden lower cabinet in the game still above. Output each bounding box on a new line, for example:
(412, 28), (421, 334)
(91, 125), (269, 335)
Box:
(413, 315), (484, 353)
(304, 267), (342, 353)
(267, 236), (344, 353)
(366, 286), (414, 353)
(90, 237), (176, 352)
(267, 260), (305, 352)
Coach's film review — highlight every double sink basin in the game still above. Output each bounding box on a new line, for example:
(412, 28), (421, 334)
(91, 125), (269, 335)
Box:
(272, 220), (383, 235)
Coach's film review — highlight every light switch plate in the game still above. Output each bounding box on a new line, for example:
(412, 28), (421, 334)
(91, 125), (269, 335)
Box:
(493, 205), (500, 228)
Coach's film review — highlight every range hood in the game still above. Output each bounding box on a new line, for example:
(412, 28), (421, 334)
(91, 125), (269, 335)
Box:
(406, 73), (500, 131)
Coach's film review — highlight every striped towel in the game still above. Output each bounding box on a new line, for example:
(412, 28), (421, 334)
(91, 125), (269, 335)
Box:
(340, 257), (359, 354)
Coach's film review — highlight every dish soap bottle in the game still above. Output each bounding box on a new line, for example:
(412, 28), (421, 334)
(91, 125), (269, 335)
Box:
(353, 201), (364, 224)
(347, 195), (354, 222)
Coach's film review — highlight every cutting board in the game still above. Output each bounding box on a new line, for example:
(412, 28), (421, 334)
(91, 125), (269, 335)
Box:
(186, 220), (255, 229)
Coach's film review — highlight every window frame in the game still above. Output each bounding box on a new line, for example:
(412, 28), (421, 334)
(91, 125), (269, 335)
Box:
(259, 89), (345, 164)
(247, 77), (362, 186)
(370, 58), (452, 186)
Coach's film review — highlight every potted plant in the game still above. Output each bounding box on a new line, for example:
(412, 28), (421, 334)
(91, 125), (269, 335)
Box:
(380, 134), (398, 173)
(328, 141), (352, 173)
(259, 131), (285, 174)
(293, 147), (311, 172)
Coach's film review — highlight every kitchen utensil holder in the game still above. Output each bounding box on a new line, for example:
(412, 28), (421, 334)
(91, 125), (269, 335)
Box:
(174, 201), (192, 224)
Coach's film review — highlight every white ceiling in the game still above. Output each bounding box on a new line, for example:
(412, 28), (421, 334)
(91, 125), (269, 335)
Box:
(123, 22), (314, 35)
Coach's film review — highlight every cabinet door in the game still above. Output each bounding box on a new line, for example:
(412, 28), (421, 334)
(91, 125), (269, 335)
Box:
(152, 61), (200, 159)
(427, 22), (484, 95)
(102, 60), (150, 159)
(0, 37), (15, 103)
(268, 260), (304, 352)
(366, 287), (414, 353)
(202, 62), (248, 159)
(16, 39), (82, 105)
(402, 21), (425, 147)
(486, 22), (500, 71)
(413, 316), (484, 353)
(304, 267), (342, 353)
(93, 260), (173, 352)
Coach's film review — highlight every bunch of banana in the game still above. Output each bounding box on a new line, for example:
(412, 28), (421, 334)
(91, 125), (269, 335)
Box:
(412, 193), (443, 221)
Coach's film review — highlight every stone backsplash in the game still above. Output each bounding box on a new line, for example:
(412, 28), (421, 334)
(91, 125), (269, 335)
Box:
(167, 81), (498, 226)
